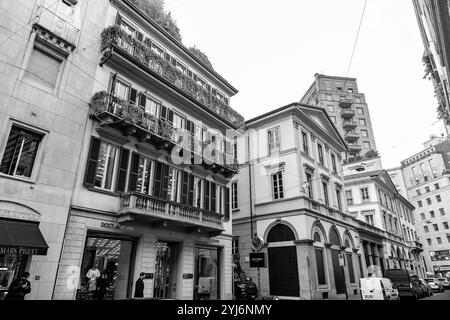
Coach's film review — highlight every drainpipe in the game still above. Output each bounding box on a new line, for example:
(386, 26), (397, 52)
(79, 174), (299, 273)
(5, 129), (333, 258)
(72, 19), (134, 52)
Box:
(247, 132), (254, 240)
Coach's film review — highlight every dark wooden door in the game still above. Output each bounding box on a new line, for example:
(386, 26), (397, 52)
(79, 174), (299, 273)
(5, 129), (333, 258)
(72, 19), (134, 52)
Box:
(268, 246), (300, 297)
(331, 250), (346, 295)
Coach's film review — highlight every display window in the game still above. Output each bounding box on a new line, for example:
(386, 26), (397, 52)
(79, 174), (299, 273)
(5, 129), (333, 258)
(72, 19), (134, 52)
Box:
(77, 234), (135, 300)
(193, 247), (219, 300)
(0, 254), (29, 299)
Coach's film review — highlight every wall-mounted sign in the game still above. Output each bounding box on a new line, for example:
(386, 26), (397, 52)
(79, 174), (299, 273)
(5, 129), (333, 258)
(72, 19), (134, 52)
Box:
(0, 246), (47, 256)
(183, 273), (193, 279)
(100, 222), (134, 232)
(249, 252), (266, 268)
(144, 273), (154, 279)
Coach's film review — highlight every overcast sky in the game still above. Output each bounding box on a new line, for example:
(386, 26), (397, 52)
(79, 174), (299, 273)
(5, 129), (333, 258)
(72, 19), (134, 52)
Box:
(165, 0), (446, 168)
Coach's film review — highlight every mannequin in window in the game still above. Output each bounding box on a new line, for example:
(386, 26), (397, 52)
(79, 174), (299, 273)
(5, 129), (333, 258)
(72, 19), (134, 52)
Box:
(86, 265), (101, 293)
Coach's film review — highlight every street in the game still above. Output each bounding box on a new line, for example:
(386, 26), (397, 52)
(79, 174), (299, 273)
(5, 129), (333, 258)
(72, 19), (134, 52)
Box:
(421, 290), (450, 300)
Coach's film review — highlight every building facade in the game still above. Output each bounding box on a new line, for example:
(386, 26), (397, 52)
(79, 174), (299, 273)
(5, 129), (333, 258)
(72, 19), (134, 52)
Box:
(0, 0), (95, 299)
(233, 103), (367, 300)
(413, 0), (450, 134)
(400, 135), (450, 277)
(344, 168), (427, 278)
(300, 74), (378, 162)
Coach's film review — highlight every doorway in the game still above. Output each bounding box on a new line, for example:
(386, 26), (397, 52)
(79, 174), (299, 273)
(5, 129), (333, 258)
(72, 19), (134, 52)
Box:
(153, 242), (179, 298)
(267, 246), (300, 297)
(331, 249), (346, 295)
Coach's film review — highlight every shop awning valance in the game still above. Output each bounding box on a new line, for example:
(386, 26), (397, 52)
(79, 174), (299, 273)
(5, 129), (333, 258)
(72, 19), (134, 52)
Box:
(0, 219), (48, 255)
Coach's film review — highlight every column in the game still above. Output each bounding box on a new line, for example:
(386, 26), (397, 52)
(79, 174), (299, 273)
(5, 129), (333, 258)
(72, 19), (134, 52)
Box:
(296, 240), (315, 299)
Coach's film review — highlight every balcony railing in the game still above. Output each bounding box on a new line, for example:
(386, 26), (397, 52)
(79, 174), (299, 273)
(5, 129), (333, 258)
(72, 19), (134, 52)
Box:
(340, 109), (356, 119)
(344, 132), (360, 141)
(119, 192), (223, 231)
(339, 98), (354, 108)
(348, 144), (362, 152)
(89, 91), (238, 173)
(35, 5), (79, 46)
(100, 25), (245, 128)
(342, 120), (357, 129)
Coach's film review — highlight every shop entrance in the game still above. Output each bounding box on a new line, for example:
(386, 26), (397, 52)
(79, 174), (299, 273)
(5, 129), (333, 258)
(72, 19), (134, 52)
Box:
(194, 247), (219, 300)
(153, 242), (178, 299)
(77, 234), (135, 300)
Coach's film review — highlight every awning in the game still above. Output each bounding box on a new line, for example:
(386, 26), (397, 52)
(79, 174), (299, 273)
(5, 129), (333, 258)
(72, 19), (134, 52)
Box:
(0, 219), (48, 255)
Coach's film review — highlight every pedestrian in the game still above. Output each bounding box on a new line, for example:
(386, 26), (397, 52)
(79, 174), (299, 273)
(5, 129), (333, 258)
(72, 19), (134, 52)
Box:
(134, 272), (145, 298)
(4, 272), (31, 300)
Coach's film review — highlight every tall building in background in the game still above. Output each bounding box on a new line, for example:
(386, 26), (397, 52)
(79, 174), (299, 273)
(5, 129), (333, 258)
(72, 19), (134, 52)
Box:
(413, 0), (450, 134)
(301, 74), (379, 164)
(399, 135), (450, 277)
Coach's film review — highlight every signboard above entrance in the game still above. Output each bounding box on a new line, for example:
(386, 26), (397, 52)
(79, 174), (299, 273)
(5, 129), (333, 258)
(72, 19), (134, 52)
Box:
(249, 252), (266, 268)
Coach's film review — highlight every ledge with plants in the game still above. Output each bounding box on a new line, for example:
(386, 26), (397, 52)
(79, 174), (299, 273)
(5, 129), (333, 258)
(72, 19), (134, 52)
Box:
(100, 25), (244, 128)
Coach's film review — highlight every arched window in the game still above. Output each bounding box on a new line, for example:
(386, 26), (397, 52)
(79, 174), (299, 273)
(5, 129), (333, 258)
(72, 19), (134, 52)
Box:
(267, 224), (296, 242)
(329, 228), (340, 246)
(345, 239), (351, 248)
(313, 231), (322, 242)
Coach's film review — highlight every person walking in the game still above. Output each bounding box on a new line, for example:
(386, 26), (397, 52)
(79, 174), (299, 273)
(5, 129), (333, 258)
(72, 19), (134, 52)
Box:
(134, 273), (145, 298)
(5, 272), (31, 300)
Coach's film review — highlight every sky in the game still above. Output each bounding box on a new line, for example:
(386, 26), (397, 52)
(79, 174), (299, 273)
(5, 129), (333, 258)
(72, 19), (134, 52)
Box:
(164, 0), (447, 168)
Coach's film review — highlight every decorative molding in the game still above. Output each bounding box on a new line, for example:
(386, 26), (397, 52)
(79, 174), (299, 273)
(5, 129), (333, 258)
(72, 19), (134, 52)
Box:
(294, 239), (314, 245)
(33, 24), (76, 53)
(293, 120), (301, 129)
(320, 173), (330, 181)
(303, 163), (315, 172)
(96, 127), (130, 145)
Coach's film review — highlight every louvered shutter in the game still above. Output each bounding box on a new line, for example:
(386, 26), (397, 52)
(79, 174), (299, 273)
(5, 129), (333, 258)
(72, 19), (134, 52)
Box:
(116, 148), (130, 193)
(204, 180), (210, 211)
(210, 182), (216, 212)
(224, 187), (230, 221)
(84, 137), (101, 186)
(128, 152), (140, 192)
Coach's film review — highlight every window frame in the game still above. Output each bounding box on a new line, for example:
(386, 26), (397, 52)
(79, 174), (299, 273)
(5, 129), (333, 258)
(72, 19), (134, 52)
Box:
(231, 181), (238, 210)
(267, 127), (281, 156)
(271, 171), (284, 200)
(94, 140), (121, 192)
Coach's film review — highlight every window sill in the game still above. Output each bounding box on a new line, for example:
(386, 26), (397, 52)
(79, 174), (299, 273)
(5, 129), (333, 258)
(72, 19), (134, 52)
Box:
(301, 151), (314, 162)
(85, 185), (121, 197)
(232, 208), (240, 213)
(0, 173), (36, 185)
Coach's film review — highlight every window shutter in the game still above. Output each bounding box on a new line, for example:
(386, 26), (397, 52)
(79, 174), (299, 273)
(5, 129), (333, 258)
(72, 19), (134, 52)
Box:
(224, 187), (230, 221)
(144, 37), (151, 47)
(128, 152), (140, 192)
(161, 163), (170, 199)
(129, 88), (138, 105)
(212, 88), (217, 96)
(136, 31), (143, 42)
(116, 148), (130, 193)
(84, 137), (101, 186)
(171, 56), (177, 66)
(206, 84), (211, 92)
(160, 105), (167, 121)
(188, 174), (194, 206)
(138, 93), (146, 109)
(165, 52), (171, 61)
(168, 109), (174, 124)
(115, 13), (122, 26)
(210, 182), (216, 212)
(204, 180), (210, 211)
(187, 70), (192, 78)
(153, 161), (163, 198)
(181, 171), (189, 205)
(193, 74), (198, 82)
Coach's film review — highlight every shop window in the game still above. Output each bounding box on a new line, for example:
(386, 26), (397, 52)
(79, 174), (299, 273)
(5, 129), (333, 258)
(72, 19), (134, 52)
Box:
(77, 235), (134, 300)
(194, 247), (219, 300)
(315, 248), (326, 285)
(0, 125), (44, 178)
(0, 253), (29, 297)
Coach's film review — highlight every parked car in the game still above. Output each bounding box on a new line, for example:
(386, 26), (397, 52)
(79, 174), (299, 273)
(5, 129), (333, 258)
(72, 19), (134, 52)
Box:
(424, 278), (444, 292)
(234, 270), (258, 300)
(419, 279), (433, 297)
(384, 269), (424, 299)
(437, 278), (449, 290)
(360, 277), (399, 300)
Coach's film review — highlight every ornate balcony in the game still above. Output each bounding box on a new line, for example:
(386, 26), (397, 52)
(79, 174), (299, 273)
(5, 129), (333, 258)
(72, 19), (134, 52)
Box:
(34, 5), (79, 51)
(340, 109), (356, 119)
(408, 240), (424, 252)
(89, 91), (238, 176)
(119, 193), (224, 236)
(342, 120), (357, 129)
(348, 144), (362, 152)
(99, 25), (244, 128)
(339, 98), (354, 108)
(344, 132), (360, 141)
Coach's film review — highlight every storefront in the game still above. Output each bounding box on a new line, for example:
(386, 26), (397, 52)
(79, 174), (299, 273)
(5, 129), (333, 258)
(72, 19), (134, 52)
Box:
(193, 246), (220, 300)
(0, 218), (48, 299)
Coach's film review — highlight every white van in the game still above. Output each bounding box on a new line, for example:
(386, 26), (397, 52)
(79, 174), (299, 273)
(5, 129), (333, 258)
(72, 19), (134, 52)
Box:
(360, 277), (399, 300)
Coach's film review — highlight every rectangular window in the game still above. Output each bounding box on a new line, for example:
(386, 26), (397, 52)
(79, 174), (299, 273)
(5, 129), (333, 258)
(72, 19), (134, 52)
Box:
(365, 214), (374, 225)
(167, 167), (180, 202)
(426, 198), (432, 205)
(136, 156), (152, 195)
(315, 248), (326, 285)
(357, 107), (364, 115)
(425, 186), (430, 192)
(427, 239), (432, 245)
(331, 153), (337, 173)
(433, 224), (439, 231)
(363, 141), (371, 149)
(346, 253), (355, 283)
(326, 94), (332, 101)
(361, 187), (369, 201)
(24, 45), (64, 90)
(440, 208), (445, 215)
(437, 237), (442, 244)
(430, 210), (435, 218)
(361, 130), (368, 137)
(322, 181), (329, 206)
(358, 118), (366, 126)
(94, 141), (119, 191)
(436, 195), (441, 202)
(420, 213), (425, 220)
(424, 226), (429, 233)
(418, 200), (423, 207)
(346, 190), (353, 205)
(336, 188), (342, 211)
(0, 125), (43, 178)
(448, 236), (450, 243)
(318, 143), (324, 165)
(272, 171), (284, 200)
(434, 183), (440, 190)
(306, 172), (313, 199)
(231, 181), (238, 210)
(268, 128), (280, 155)
(443, 222), (449, 230)
(302, 131), (309, 155)
(327, 105), (335, 112)
(416, 189), (421, 195)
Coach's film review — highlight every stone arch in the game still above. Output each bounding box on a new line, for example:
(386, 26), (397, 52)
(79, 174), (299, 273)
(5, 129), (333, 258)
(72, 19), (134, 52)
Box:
(0, 200), (41, 222)
(311, 220), (327, 243)
(328, 226), (341, 246)
(343, 230), (354, 249)
(265, 220), (298, 243)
